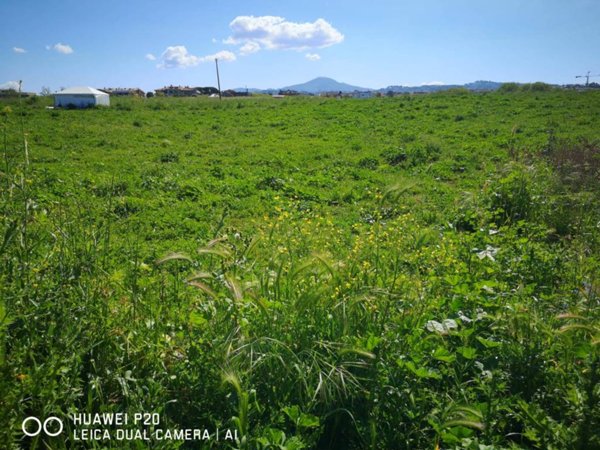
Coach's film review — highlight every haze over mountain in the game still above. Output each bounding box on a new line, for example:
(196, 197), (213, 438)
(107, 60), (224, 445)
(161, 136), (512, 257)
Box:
(281, 77), (372, 93)
(239, 78), (506, 94)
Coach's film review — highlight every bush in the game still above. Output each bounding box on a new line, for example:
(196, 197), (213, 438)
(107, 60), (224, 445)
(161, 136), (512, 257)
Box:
(358, 157), (378, 169)
(521, 82), (553, 92)
(409, 139), (442, 166)
(257, 176), (285, 190)
(381, 148), (408, 166)
(498, 82), (520, 93)
(159, 152), (179, 163)
(488, 166), (536, 224)
(544, 138), (600, 191)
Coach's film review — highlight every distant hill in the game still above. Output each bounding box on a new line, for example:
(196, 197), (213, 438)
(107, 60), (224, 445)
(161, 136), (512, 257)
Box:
(233, 87), (276, 94)
(464, 80), (503, 90)
(381, 80), (503, 93)
(234, 79), (507, 95)
(281, 77), (372, 93)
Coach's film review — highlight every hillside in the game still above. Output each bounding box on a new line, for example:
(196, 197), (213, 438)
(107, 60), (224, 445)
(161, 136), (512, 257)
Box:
(281, 76), (372, 93)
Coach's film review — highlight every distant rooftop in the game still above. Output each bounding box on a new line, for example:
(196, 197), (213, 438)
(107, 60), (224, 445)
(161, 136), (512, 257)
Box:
(56, 86), (107, 95)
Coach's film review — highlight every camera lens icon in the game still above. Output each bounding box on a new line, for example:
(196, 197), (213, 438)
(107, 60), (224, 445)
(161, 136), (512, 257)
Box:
(22, 416), (63, 437)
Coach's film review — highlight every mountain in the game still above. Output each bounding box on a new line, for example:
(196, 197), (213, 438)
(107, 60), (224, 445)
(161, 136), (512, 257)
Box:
(281, 77), (372, 93)
(464, 80), (503, 90)
(233, 87), (276, 94)
(232, 79), (505, 95)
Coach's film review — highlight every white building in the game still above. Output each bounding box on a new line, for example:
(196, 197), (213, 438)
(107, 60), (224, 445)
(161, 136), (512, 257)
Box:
(54, 86), (110, 108)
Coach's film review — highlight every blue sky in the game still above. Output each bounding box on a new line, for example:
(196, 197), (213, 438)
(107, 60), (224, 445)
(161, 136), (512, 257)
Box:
(1, 0), (599, 93)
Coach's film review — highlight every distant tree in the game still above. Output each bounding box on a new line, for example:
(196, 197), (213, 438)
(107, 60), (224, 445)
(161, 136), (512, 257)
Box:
(518, 82), (553, 92)
(146, 91), (154, 98)
(446, 87), (470, 95)
(529, 82), (553, 92)
(498, 82), (520, 93)
(40, 86), (52, 96)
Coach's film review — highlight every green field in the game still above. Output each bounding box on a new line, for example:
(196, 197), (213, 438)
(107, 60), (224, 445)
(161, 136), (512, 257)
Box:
(1, 91), (599, 449)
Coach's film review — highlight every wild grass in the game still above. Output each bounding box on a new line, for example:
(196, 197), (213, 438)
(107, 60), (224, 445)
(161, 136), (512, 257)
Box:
(0, 91), (599, 449)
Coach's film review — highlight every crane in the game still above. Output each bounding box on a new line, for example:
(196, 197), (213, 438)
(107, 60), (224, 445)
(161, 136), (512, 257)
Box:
(575, 70), (600, 86)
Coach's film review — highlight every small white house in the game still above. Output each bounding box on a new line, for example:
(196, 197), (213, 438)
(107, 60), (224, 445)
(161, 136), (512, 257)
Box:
(54, 86), (110, 108)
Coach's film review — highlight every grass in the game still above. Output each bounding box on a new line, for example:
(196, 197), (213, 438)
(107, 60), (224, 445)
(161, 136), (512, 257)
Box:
(1, 91), (599, 449)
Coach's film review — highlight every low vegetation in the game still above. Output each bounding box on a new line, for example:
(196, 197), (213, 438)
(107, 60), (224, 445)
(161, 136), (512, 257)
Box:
(1, 91), (599, 449)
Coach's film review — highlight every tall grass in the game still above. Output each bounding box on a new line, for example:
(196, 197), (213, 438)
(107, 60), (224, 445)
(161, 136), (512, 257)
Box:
(1, 92), (599, 449)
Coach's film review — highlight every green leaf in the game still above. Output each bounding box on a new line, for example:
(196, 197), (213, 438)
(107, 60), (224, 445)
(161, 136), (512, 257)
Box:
(283, 405), (301, 422)
(403, 360), (442, 379)
(476, 336), (501, 348)
(189, 312), (207, 327)
(284, 436), (307, 450)
(457, 346), (477, 359)
(433, 347), (456, 363)
(297, 413), (320, 429)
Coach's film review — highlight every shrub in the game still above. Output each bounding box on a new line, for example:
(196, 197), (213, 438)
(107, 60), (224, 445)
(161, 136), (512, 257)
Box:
(358, 157), (378, 169)
(159, 152), (179, 163)
(381, 148), (408, 166)
(409, 139), (442, 166)
(520, 82), (553, 92)
(498, 82), (520, 93)
(257, 176), (285, 190)
(543, 138), (600, 192)
(488, 166), (536, 224)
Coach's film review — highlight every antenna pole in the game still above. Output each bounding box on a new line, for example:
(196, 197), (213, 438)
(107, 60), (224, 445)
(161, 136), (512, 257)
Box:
(575, 70), (599, 87)
(17, 80), (29, 167)
(215, 58), (222, 100)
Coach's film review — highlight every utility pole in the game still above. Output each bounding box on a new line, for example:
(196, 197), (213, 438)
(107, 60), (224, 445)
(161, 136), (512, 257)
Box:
(17, 80), (28, 167)
(215, 58), (222, 100)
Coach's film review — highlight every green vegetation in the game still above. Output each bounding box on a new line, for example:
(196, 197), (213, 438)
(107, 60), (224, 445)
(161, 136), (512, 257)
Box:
(1, 91), (599, 449)
(498, 82), (555, 93)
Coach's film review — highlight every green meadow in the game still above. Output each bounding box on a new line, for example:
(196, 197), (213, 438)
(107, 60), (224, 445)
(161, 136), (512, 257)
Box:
(1, 91), (599, 449)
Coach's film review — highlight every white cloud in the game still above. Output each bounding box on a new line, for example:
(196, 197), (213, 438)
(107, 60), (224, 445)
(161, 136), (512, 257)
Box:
(422, 81), (445, 86)
(305, 53), (321, 61)
(158, 46), (235, 68)
(211, 38), (218, 44)
(13, 47), (26, 54)
(158, 46), (200, 68)
(48, 43), (74, 54)
(0, 81), (20, 90)
(201, 50), (236, 63)
(225, 16), (343, 52)
(239, 41), (260, 56)
(145, 53), (156, 61)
